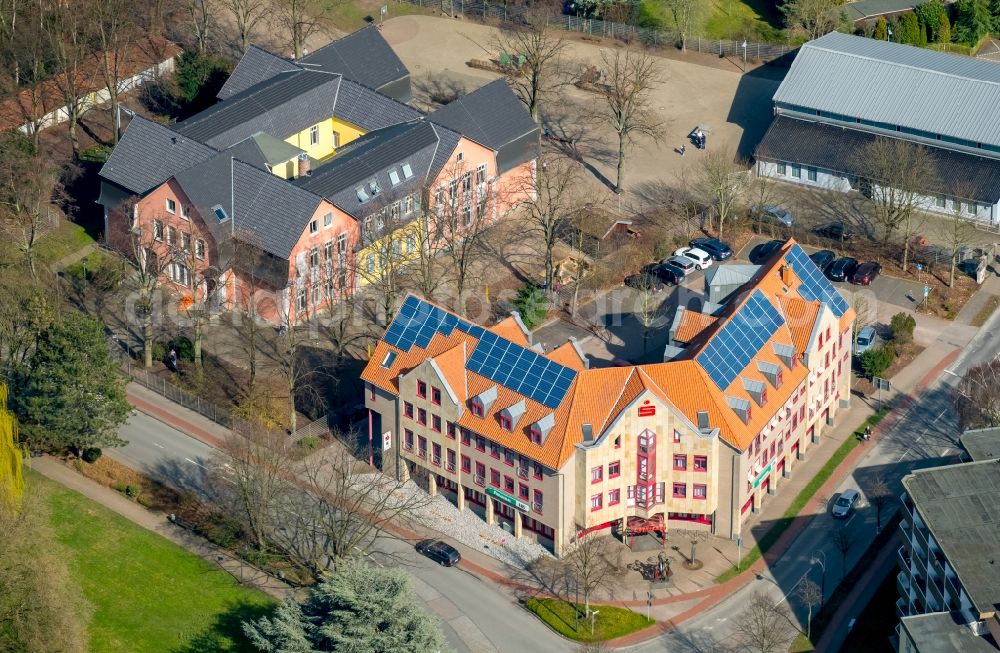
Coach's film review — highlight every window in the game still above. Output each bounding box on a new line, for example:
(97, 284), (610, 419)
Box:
(614, 435), (621, 449)
(490, 469), (501, 487)
(476, 164), (487, 184)
(693, 484), (707, 499)
(404, 402), (413, 419)
(694, 456), (708, 471)
(608, 461), (620, 478)
(591, 466), (603, 483)
(297, 287), (307, 311)
(504, 450), (515, 466)
(504, 476), (514, 493)
(608, 489), (620, 505)
(332, 131), (340, 148)
(446, 422), (456, 439)
(499, 414), (512, 431)
(447, 448), (456, 471)
(404, 429), (413, 450)
(368, 180), (380, 196)
(673, 454), (687, 471)
(169, 262), (190, 285)
(591, 494), (602, 511)
(309, 125), (319, 145)
(432, 415), (441, 432)
(490, 443), (501, 459)
(475, 462), (486, 483)
(167, 226), (176, 245)
(461, 455), (471, 473)
(417, 381), (426, 398)
(389, 170), (401, 186)
(533, 463), (543, 480)
(212, 205), (228, 222)
(182, 205), (191, 219)
(402, 163), (413, 179)
(791, 164), (801, 179)
(406, 234), (415, 253)
(533, 490), (543, 513)
(166, 198), (176, 214)
(461, 429), (471, 446)
(323, 212), (332, 228)
(417, 408), (426, 425)
(417, 436), (427, 458)
(309, 247), (319, 268)
(673, 429), (681, 443)
(309, 220), (318, 234)
(807, 167), (817, 182)
(475, 436), (485, 452)
(153, 220), (163, 241)
(456, 152), (464, 162)
(311, 285), (320, 305)
(937, 195), (947, 208)
(518, 483), (529, 500)
(195, 239), (205, 260)
(529, 426), (542, 445)
(776, 162), (786, 175)
(673, 483), (687, 498)
(432, 443), (441, 465)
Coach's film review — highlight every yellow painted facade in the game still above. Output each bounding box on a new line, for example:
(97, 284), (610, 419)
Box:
(283, 117), (366, 163)
(357, 217), (425, 287)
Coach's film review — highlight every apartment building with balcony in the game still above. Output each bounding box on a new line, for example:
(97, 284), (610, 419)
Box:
(360, 240), (854, 554)
(895, 428), (1000, 651)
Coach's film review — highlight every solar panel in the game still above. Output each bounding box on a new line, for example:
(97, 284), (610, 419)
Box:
(384, 295), (475, 351)
(786, 244), (850, 317)
(697, 290), (785, 390)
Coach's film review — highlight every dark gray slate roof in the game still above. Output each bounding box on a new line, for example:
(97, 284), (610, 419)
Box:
(429, 80), (537, 150)
(99, 116), (216, 195)
(334, 77), (422, 131)
(428, 121), (462, 180)
(755, 115), (1000, 203)
(299, 26), (409, 94)
(174, 70), (340, 149)
(225, 133), (304, 169)
(217, 45), (301, 101)
(902, 461), (1000, 617)
(295, 120), (438, 218)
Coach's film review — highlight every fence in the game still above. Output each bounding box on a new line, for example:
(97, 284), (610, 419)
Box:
(397, 0), (797, 63)
(124, 359), (237, 429)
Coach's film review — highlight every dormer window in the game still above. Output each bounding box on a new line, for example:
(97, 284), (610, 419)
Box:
(389, 170), (401, 186)
(471, 398), (484, 417)
(402, 163), (413, 179)
(356, 187), (369, 203)
(529, 426), (542, 444)
(499, 415), (512, 431)
(760, 388), (768, 405)
(368, 180), (380, 195)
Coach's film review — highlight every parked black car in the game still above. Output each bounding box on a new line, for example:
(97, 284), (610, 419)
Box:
(815, 222), (856, 241)
(827, 257), (859, 282)
(809, 249), (837, 271)
(416, 540), (461, 567)
(643, 263), (682, 286)
(689, 237), (733, 261)
(749, 239), (785, 264)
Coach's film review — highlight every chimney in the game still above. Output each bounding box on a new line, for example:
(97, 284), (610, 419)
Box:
(780, 264), (793, 287)
(297, 153), (311, 177)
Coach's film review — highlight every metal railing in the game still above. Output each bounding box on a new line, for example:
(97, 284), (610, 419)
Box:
(125, 359), (236, 429)
(398, 0), (797, 63)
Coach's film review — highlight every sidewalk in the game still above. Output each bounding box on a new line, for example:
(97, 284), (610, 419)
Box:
(29, 455), (292, 601)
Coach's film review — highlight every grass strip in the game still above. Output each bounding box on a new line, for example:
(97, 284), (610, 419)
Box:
(523, 597), (654, 642)
(715, 407), (891, 583)
(971, 295), (1000, 327)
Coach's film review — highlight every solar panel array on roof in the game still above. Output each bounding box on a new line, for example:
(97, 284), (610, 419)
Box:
(383, 296), (575, 409)
(467, 332), (576, 409)
(786, 244), (850, 317)
(698, 290), (785, 391)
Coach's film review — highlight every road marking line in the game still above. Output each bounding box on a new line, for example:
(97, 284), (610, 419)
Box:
(846, 514), (857, 527)
(153, 442), (165, 449)
(184, 457), (207, 469)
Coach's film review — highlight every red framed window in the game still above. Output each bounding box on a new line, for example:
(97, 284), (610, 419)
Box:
(673, 454), (687, 471)
(608, 489), (621, 505)
(404, 402), (413, 419)
(777, 369), (783, 386)
(461, 455), (471, 473)
(432, 443), (442, 465)
(614, 435), (621, 449)
(518, 483), (529, 499)
(673, 429), (682, 443)
(417, 408), (427, 425)
(475, 436), (486, 452)
(504, 450), (514, 466)
(404, 429), (413, 450)
(470, 399), (484, 417)
(799, 405), (805, 421)
(499, 414), (512, 431)
(475, 462), (486, 483)
(504, 476), (515, 493)
(693, 484), (707, 499)
(529, 427), (542, 444)
(533, 463), (543, 480)
(490, 469), (501, 487)
(694, 456), (708, 471)
(490, 443), (501, 459)
(417, 380), (427, 398)
(760, 388), (768, 405)
(431, 415), (441, 432)
(447, 448), (456, 470)
(431, 387), (441, 405)
(608, 461), (621, 478)
(591, 466), (603, 483)
(417, 436), (427, 458)
(590, 494), (602, 511)
(446, 422), (456, 439)
(533, 490), (543, 513)
(369, 383), (376, 400)
(461, 429), (471, 446)
(826, 326), (831, 342)
(673, 483), (687, 498)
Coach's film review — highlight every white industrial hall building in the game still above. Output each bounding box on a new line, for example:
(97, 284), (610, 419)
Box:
(755, 32), (1000, 228)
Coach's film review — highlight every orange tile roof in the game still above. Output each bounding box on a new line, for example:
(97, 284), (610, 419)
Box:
(361, 239), (853, 465)
(674, 310), (718, 343)
(488, 316), (530, 347)
(547, 340), (587, 371)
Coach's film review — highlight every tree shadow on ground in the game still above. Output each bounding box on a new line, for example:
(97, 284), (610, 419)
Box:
(172, 599), (276, 653)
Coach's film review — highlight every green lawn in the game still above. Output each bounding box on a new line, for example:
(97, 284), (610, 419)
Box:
(31, 470), (274, 653)
(716, 408), (891, 583)
(325, 1), (433, 32)
(524, 597), (654, 642)
(35, 218), (96, 266)
(638, 0), (785, 43)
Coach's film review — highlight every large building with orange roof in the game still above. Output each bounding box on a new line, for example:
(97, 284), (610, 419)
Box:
(361, 240), (855, 555)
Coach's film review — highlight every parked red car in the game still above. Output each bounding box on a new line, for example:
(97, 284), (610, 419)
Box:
(851, 262), (882, 285)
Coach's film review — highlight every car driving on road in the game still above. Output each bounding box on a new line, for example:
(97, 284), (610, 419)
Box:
(832, 489), (861, 518)
(416, 539), (461, 566)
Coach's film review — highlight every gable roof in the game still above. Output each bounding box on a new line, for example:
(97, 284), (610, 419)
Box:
(225, 132), (305, 169)
(332, 77), (423, 131)
(217, 45), (302, 101)
(100, 115), (217, 195)
(299, 25), (409, 91)
(774, 32), (1000, 150)
(428, 79), (538, 152)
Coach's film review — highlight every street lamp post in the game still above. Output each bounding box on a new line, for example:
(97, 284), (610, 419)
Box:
(887, 26), (893, 42)
(811, 550), (827, 609)
(742, 40), (747, 72)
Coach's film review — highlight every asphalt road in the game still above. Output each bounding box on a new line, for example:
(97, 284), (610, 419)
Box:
(108, 412), (568, 653)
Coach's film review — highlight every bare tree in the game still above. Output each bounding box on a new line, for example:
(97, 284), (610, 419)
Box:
(781, 0), (850, 40)
(852, 294), (872, 347)
(47, 3), (89, 157)
(734, 592), (797, 653)
(560, 206), (608, 318)
(356, 216), (410, 326)
(0, 132), (62, 279)
(275, 0), (323, 59)
(663, 0), (707, 52)
(175, 225), (228, 376)
(268, 437), (430, 581)
(494, 14), (567, 124)
(120, 199), (172, 368)
(187, 0), (214, 55)
(595, 47), (662, 193)
(867, 476), (893, 533)
(944, 191), (979, 288)
(693, 151), (750, 239)
(796, 579), (822, 641)
(631, 269), (664, 354)
(954, 360), (1000, 429)
(90, 0), (138, 144)
(562, 532), (618, 619)
(856, 138), (937, 270)
(0, 271), (56, 379)
(520, 154), (586, 290)
(831, 525), (854, 577)
(220, 0), (268, 52)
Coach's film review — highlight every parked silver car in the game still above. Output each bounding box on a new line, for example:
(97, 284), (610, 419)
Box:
(832, 489), (861, 518)
(854, 326), (876, 355)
